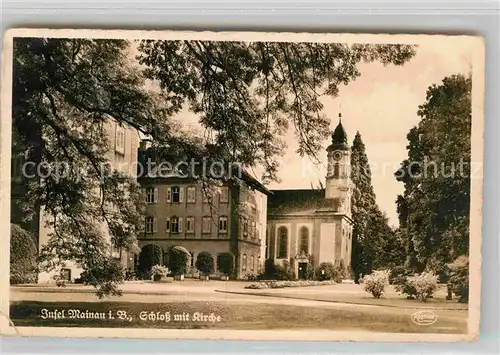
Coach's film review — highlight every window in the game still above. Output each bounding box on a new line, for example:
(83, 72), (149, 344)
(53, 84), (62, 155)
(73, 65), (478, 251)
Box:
(220, 187), (229, 203)
(166, 217), (182, 233)
(185, 217), (195, 233)
(170, 217), (179, 233)
(115, 124), (125, 155)
(218, 216), (228, 233)
(145, 187), (157, 204)
(242, 218), (248, 237)
(333, 163), (340, 178)
(250, 255), (255, 271)
(187, 187), (196, 203)
(250, 220), (256, 238)
(299, 226), (309, 254)
(242, 254), (247, 271)
(190, 252), (195, 267)
(145, 217), (156, 234)
(202, 217), (211, 234)
(277, 226), (288, 258)
(166, 186), (183, 203)
(171, 186), (180, 203)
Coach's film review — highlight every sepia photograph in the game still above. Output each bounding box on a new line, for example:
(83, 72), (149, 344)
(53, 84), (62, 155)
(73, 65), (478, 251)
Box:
(0, 29), (484, 341)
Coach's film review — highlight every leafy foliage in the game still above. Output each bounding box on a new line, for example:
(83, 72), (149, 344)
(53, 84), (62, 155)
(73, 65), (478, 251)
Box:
(13, 38), (162, 295)
(388, 265), (408, 285)
(350, 133), (403, 279)
(395, 272), (438, 302)
(315, 262), (347, 282)
(168, 246), (190, 275)
(151, 264), (169, 281)
(447, 255), (469, 303)
(264, 258), (277, 276)
(217, 252), (235, 276)
(138, 40), (415, 183)
(361, 270), (389, 298)
(137, 244), (163, 278)
(195, 251), (215, 276)
(10, 224), (38, 284)
(394, 75), (471, 272)
(13, 37), (415, 295)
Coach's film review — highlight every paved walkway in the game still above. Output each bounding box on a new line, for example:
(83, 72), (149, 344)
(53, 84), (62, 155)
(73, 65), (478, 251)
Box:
(12, 279), (249, 295)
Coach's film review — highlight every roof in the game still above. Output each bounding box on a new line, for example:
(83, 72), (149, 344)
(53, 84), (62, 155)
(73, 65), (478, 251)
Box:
(137, 147), (271, 195)
(329, 115), (349, 150)
(268, 188), (341, 216)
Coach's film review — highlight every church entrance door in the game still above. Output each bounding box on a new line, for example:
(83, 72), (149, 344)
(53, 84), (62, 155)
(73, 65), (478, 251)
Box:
(297, 262), (308, 280)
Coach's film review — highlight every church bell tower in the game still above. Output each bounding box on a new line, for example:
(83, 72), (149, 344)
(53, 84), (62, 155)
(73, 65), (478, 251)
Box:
(325, 113), (352, 217)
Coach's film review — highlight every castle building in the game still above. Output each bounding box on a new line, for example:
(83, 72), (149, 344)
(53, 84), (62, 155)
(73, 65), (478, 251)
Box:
(35, 120), (140, 282)
(136, 146), (270, 279)
(266, 116), (354, 279)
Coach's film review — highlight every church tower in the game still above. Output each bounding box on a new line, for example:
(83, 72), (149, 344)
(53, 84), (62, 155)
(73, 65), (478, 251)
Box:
(325, 113), (352, 217)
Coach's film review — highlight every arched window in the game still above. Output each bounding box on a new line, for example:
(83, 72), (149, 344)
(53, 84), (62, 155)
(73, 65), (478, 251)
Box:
(333, 163), (340, 178)
(277, 226), (288, 259)
(299, 226), (309, 254)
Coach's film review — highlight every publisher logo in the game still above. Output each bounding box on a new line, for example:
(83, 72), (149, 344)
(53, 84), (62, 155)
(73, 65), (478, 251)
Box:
(411, 310), (438, 326)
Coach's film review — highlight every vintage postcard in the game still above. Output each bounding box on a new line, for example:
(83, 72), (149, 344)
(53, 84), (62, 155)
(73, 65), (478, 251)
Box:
(0, 29), (484, 341)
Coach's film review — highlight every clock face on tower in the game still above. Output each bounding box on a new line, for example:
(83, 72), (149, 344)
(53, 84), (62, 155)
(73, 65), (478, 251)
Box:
(332, 150), (343, 161)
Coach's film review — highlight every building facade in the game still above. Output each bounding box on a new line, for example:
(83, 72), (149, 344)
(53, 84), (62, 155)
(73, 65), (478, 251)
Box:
(137, 152), (270, 279)
(36, 119), (139, 283)
(266, 118), (354, 279)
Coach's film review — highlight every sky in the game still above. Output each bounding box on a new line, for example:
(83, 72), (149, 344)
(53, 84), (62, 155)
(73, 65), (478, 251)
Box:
(263, 42), (472, 227)
(131, 40), (472, 227)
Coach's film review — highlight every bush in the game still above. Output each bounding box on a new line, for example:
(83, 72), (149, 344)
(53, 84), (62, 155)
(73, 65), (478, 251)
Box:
(316, 262), (345, 282)
(394, 277), (417, 299)
(396, 272), (438, 302)
(246, 273), (258, 281)
(426, 258), (450, 283)
(137, 244), (163, 278)
(217, 253), (235, 276)
(124, 268), (136, 281)
(389, 265), (408, 285)
(245, 280), (337, 289)
(305, 263), (315, 280)
(447, 255), (469, 303)
(258, 259), (294, 280)
(338, 260), (350, 280)
(10, 224), (38, 284)
(195, 251), (214, 276)
(151, 265), (169, 281)
(361, 270), (389, 298)
(264, 258), (277, 276)
(168, 246), (190, 276)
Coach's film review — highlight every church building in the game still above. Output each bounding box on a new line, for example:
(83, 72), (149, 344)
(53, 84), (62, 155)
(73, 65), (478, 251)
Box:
(266, 115), (354, 279)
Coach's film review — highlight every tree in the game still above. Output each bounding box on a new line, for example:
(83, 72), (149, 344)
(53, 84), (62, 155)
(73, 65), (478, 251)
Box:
(13, 37), (415, 295)
(10, 224), (38, 284)
(168, 246), (190, 276)
(350, 132), (396, 279)
(137, 244), (163, 277)
(217, 252), (235, 276)
(395, 74), (471, 271)
(195, 251), (215, 276)
(12, 38), (169, 296)
(137, 40), (416, 183)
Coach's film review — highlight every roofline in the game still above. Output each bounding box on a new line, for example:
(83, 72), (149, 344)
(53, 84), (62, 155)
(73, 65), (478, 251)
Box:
(239, 170), (273, 195)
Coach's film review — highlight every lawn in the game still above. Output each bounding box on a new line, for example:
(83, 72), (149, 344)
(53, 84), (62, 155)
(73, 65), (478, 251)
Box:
(228, 284), (468, 310)
(10, 300), (467, 334)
